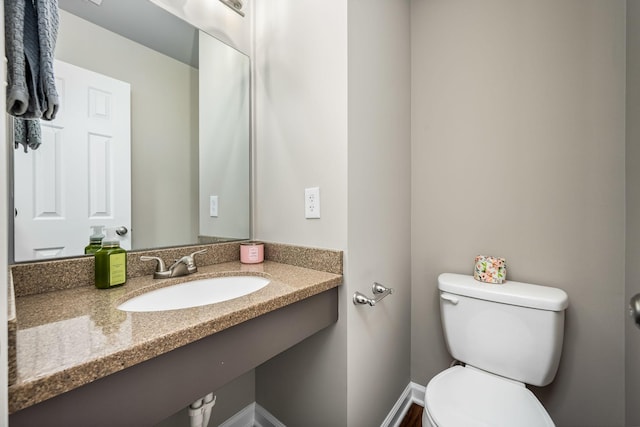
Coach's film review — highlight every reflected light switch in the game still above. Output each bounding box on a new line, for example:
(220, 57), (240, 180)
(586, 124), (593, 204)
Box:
(210, 196), (219, 217)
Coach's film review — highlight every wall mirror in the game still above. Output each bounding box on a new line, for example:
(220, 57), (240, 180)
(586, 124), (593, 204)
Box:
(9, 0), (251, 263)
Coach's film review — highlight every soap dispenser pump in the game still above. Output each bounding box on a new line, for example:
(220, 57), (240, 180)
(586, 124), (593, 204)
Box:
(94, 227), (127, 289)
(85, 225), (105, 255)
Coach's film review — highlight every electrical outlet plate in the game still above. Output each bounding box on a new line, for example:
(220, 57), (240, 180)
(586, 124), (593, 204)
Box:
(209, 195), (219, 217)
(305, 187), (320, 219)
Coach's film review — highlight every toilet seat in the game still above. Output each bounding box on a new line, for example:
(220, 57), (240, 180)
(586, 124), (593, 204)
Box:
(425, 366), (555, 427)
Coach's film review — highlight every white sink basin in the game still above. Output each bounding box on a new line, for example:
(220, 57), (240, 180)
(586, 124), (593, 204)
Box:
(117, 276), (270, 312)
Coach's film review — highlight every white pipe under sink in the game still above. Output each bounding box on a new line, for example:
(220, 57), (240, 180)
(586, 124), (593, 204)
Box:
(202, 393), (216, 427)
(189, 393), (216, 427)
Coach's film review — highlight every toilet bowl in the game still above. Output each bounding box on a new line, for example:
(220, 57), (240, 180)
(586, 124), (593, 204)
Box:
(424, 273), (569, 427)
(422, 366), (554, 427)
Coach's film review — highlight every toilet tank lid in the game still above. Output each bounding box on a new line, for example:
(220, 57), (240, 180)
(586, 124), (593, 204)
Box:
(438, 273), (569, 311)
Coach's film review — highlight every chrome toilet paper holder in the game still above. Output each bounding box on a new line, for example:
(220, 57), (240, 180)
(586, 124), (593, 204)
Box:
(353, 282), (393, 307)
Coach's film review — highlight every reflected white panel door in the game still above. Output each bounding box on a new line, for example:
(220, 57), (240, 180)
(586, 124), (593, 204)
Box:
(13, 60), (131, 262)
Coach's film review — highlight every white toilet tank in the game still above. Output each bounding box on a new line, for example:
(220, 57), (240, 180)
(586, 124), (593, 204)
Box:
(438, 273), (569, 387)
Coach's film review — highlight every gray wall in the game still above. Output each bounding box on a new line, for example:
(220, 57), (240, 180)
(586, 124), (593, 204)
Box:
(253, 0), (348, 425)
(253, 0), (411, 426)
(346, 0), (411, 425)
(411, 1), (627, 426)
(57, 10), (199, 250)
(627, 1), (640, 425)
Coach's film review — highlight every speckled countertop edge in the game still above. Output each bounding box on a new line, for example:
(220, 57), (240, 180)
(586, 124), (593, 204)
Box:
(8, 243), (343, 414)
(7, 273), (16, 386)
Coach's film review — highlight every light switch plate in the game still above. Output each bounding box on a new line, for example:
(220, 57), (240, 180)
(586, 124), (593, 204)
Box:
(305, 187), (320, 219)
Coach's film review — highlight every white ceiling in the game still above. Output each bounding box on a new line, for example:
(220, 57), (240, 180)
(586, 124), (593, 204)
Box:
(58, 0), (199, 67)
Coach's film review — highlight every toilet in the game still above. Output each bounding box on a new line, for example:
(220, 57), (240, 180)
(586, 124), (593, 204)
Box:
(423, 273), (569, 427)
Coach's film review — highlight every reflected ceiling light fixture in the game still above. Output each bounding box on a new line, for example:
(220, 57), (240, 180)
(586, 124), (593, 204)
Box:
(219, 0), (245, 17)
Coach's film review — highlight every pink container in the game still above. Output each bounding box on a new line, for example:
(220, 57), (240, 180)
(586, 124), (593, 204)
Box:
(240, 242), (264, 264)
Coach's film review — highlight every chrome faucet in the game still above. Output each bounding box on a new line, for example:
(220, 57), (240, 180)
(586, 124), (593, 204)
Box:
(140, 249), (207, 279)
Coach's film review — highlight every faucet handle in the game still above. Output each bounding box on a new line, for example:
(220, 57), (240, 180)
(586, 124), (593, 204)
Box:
(184, 249), (207, 272)
(140, 256), (167, 273)
(187, 249), (207, 266)
(189, 249), (207, 259)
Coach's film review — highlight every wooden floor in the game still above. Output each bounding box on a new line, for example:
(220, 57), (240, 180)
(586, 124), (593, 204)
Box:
(398, 403), (423, 427)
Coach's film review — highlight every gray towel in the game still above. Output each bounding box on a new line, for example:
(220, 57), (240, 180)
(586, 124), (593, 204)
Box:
(5, 0), (29, 117)
(5, 0), (59, 121)
(35, 0), (59, 121)
(14, 118), (42, 153)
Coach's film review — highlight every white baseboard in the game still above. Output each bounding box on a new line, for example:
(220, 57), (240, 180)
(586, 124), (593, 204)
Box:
(218, 402), (285, 427)
(218, 403), (256, 427)
(380, 382), (426, 427)
(254, 403), (286, 427)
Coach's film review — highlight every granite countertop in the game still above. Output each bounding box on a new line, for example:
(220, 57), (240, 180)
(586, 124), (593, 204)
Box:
(9, 260), (342, 413)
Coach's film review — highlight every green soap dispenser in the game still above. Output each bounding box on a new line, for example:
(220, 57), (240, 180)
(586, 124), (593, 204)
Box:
(84, 225), (105, 255)
(94, 227), (127, 289)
